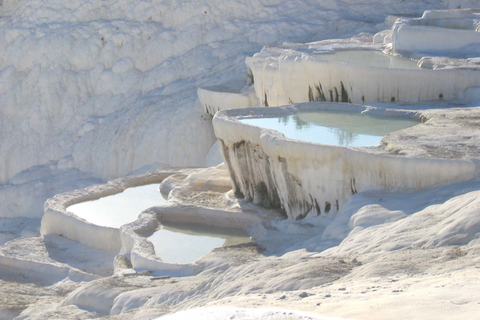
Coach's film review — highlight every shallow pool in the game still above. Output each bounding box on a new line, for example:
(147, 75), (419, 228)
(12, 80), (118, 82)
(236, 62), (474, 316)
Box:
(67, 184), (167, 228)
(149, 222), (251, 264)
(240, 110), (418, 147)
(313, 50), (420, 70)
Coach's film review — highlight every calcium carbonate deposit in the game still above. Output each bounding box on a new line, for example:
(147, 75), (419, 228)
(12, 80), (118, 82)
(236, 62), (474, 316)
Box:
(1, 0), (480, 319)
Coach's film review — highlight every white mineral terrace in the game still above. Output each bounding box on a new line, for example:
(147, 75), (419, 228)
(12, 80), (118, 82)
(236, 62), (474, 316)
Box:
(246, 47), (480, 106)
(40, 168), (261, 275)
(67, 184), (251, 265)
(391, 8), (480, 55)
(309, 50), (421, 70)
(194, 9), (480, 121)
(198, 85), (259, 116)
(213, 102), (476, 220)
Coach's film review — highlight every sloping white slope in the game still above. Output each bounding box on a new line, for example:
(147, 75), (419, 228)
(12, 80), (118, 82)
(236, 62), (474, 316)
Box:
(321, 180), (480, 255)
(0, 0), (446, 217)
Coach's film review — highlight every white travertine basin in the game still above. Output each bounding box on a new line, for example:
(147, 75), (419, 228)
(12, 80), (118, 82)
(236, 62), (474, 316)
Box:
(312, 50), (420, 70)
(391, 9), (480, 54)
(67, 182), (251, 265)
(198, 85), (258, 116)
(246, 47), (480, 106)
(41, 169), (262, 275)
(213, 102), (476, 220)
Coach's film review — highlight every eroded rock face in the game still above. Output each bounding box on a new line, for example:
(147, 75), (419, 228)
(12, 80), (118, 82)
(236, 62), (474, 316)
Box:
(220, 139), (282, 210)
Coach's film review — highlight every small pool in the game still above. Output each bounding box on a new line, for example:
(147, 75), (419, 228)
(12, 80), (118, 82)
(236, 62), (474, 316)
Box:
(312, 50), (420, 70)
(240, 110), (418, 147)
(67, 184), (167, 228)
(149, 222), (251, 264)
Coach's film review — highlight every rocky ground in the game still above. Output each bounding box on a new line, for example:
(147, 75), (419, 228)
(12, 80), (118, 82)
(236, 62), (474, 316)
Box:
(0, 104), (480, 320)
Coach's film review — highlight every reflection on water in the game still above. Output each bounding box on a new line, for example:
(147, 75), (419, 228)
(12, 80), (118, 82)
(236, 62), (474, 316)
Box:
(67, 184), (166, 228)
(149, 222), (251, 264)
(242, 110), (418, 147)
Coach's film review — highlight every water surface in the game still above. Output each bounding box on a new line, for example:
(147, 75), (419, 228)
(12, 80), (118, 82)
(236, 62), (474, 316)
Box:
(68, 184), (166, 228)
(149, 222), (251, 264)
(241, 111), (418, 147)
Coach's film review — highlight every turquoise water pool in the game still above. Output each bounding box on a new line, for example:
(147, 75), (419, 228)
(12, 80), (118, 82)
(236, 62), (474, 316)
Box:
(149, 222), (251, 264)
(240, 110), (418, 147)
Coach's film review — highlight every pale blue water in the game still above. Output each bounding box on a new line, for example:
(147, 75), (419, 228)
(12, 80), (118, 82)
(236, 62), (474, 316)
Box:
(240, 111), (418, 147)
(149, 223), (251, 264)
(68, 185), (250, 264)
(67, 184), (166, 228)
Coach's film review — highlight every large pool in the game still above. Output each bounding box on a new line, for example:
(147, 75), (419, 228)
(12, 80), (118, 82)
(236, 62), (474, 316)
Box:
(149, 222), (251, 264)
(67, 184), (167, 228)
(240, 110), (418, 147)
